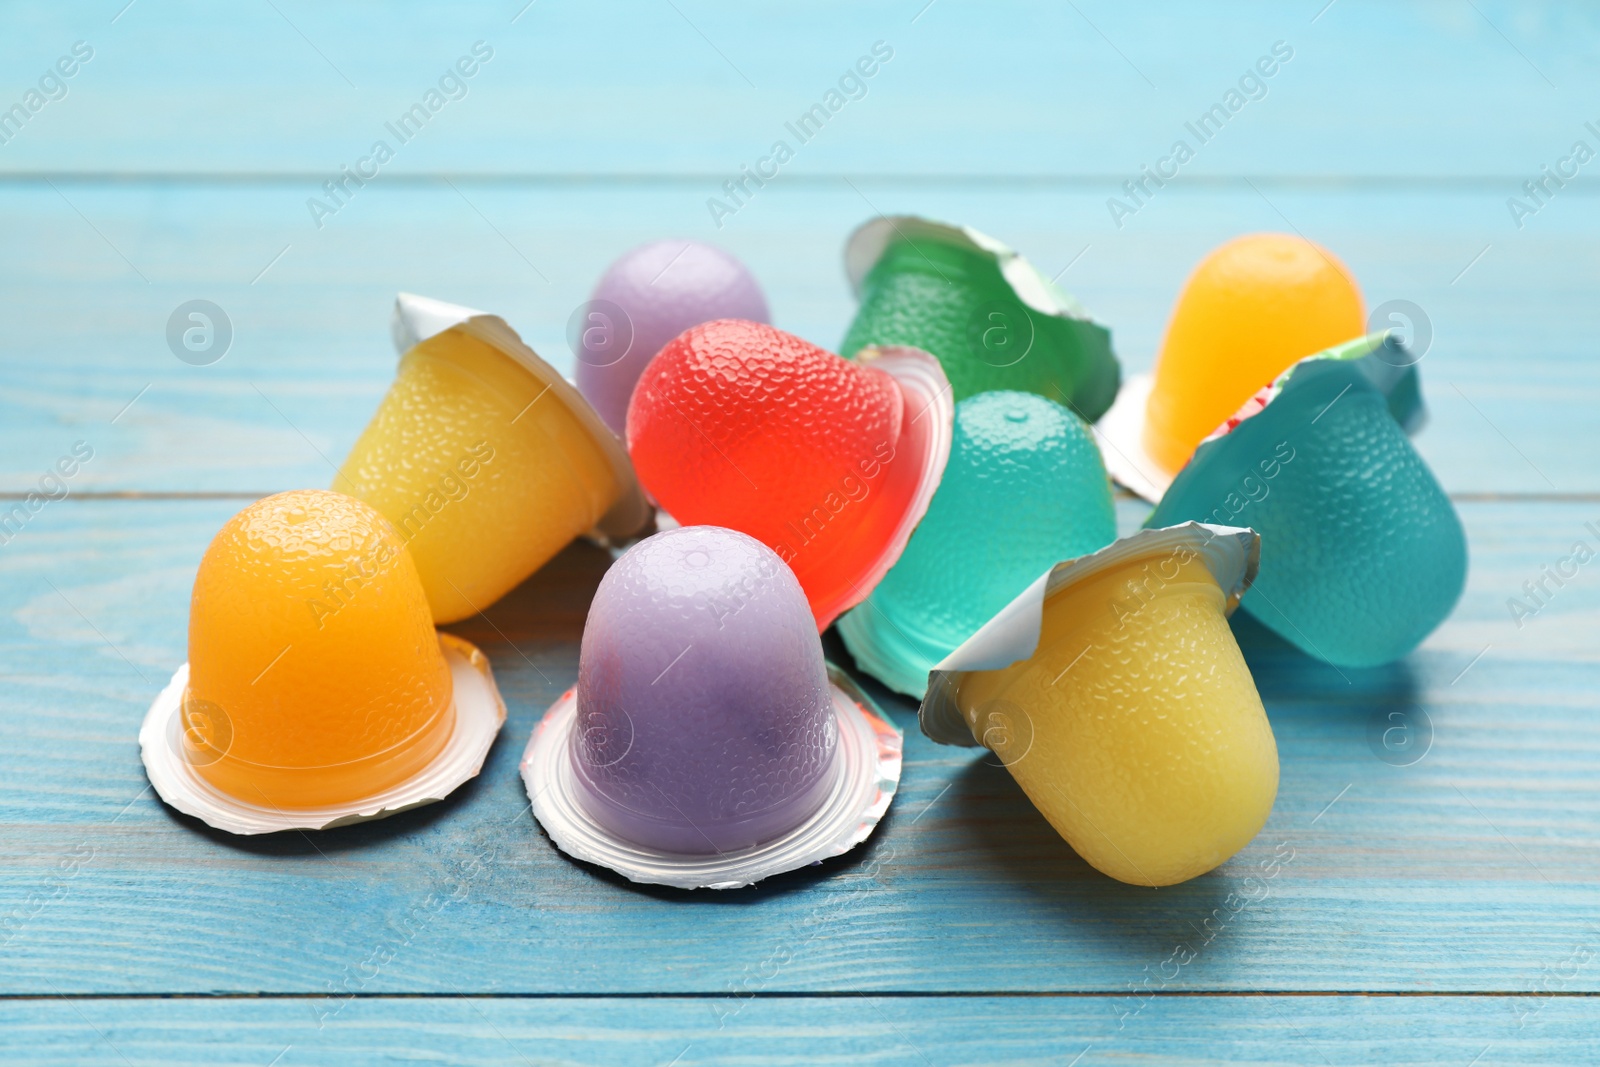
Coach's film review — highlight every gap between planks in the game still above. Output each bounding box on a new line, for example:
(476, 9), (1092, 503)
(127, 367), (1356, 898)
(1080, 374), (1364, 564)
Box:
(4, 992), (1599, 1002)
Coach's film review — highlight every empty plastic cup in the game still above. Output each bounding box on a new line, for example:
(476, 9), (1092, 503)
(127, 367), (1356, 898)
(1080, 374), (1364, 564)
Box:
(184, 490), (455, 809)
(576, 240), (769, 435)
(564, 525), (839, 854)
(1148, 334), (1466, 667)
(839, 390), (1117, 697)
(627, 319), (953, 630)
(1144, 232), (1364, 476)
(921, 525), (1278, 887)
(841, 215), (1120, 420)
(338, 294), (648, 624)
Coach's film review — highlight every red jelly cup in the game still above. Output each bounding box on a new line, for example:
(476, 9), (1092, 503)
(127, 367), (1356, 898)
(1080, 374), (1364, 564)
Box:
(626, 319), (953, 630)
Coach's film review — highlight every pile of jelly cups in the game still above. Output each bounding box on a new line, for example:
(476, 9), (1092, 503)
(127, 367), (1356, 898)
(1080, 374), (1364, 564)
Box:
(139, 222), (1465, 890)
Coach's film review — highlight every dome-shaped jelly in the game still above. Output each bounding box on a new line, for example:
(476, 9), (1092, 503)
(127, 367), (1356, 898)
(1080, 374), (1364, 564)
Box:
(570, 525), (839, 854)
(840, 391), (1117, 696)
(576, 240), (769, 435)
(627, 319), (945, 629)
(185, 490), (454, 808)
(1144, 233), (1364, 475)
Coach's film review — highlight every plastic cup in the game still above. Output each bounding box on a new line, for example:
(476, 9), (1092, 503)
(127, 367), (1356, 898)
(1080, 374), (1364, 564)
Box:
(1142, 233), (1364, 476)
(921, 525), (1278, 887)
(183, 490), (455, 809)
(841, 216), (1120, 421)
(575, 240), (769, 436)
(1149, 335), (1466, 666)
(626, 319), (953, 630)
(337, 294), (647, 624)
(838, 390), (1117, 697)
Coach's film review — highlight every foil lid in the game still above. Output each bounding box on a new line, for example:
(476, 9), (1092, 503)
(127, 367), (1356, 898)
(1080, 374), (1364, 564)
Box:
(522, 665), (902, 890)
(919, 523), (1259, 747)
(140, 633), (506, 835)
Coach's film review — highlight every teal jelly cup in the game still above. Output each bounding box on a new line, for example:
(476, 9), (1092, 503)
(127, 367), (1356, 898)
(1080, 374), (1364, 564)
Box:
(838, 390), (1118, 697)
(1147, 335), (1467, 668)
(841, 216), (1121, 421)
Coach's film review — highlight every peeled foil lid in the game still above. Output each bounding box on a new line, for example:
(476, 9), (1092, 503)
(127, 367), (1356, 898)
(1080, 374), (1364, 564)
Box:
(843, 215), (1099, 325)
(391, 292), (652, 544)
(919, 523), (1259, 747)
(139, 633), (506, 835)
(1096, 331), (1426, 504)
(521, 664), (903, 890)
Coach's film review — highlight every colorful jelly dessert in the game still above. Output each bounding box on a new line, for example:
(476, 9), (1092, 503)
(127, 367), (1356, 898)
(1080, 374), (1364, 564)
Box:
(839, 390), (1117, 697)
(626, 319), (953, 630)
(921, 525), (1278, 886)
(576, 239), (769, 435)
(841, 215), (1120, 419)
(337, 294), (648, 624)
(139, 489), (506, 832)
(521, 525), (901, 889)
(1148, 334), (1466, 667)
(1098, 233), (1365, 501)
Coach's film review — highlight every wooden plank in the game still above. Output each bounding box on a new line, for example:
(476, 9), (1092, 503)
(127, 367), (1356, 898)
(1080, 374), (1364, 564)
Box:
(2, 1), (1596, 178)
(1, 497), (1596, 996)
(2, 994), (1598, 1065)
(1, 181), (1594, 496)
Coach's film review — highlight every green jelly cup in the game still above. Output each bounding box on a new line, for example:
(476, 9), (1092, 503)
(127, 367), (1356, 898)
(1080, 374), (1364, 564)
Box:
(841, 216), (1120, 421)
(837, 391), (1117, 697)
(1147, 334), (1466, 667)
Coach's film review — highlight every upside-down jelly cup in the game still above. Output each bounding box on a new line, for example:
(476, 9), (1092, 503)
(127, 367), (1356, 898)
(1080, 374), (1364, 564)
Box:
(839, 390), (1117, 698)
(139, 490), (506, 834)
(1097, 233), (1366, 500)
(920, 524), (1278, 887)
(336, 293), (650, 624)
(841, 215), (1120, 420)
(521, 526), (901, 889)
(1147, 334), (1466, 667)
(576, 240), (769, 436)
(626, 319), (954, 631)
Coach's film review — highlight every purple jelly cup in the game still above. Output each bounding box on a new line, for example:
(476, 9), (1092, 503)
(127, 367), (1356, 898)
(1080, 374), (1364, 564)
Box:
(522, 526), (902, 889)
(574, 240), (770, 436)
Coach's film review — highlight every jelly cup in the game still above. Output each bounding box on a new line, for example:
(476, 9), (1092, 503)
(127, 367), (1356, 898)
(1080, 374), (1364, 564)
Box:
(626, 319), (954, 631)
(1147, 334), (1466, 667)
(838, 390), (1117, 698)
(336, 293), (650, 624)
(575, 239), (769, 436)
(139, 490), (506, 834)
(1096, 233), (1365, 501)
(841, 215), (1120, 420)
(920, 523), (1278, 887)
(521, 525), (902, 889)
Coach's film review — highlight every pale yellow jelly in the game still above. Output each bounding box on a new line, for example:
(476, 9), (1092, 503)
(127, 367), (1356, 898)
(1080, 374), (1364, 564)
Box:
(1143, 233), (1364, 474)
(185, 490), (455, 809)
(337, 330), (620, 623)
(956, 555), (1278, 886)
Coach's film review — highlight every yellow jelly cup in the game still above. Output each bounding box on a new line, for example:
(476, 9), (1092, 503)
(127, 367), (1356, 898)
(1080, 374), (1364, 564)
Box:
(337, 293), (650, 624)
(920, 523), (1279, 886)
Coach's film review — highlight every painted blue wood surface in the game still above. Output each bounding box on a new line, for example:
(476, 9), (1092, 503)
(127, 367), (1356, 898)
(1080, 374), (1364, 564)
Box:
(3, 1), (1598, 1062)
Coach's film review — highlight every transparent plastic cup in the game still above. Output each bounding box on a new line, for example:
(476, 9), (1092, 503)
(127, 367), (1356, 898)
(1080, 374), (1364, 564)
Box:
(626, 319), (952, 630)
(1149, 336), (1466, 666)
(841, 216), (1120, 420)
(576, 240), (769, 435)
(183, 490), (456, 809)
(337, 295), (647, 624)
(839, 391), (1117, 697)
(921, 525), (1278, 887)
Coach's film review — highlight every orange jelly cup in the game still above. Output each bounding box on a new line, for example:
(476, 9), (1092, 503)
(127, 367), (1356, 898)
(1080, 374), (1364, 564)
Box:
(626, 320), (952, 630)
(183, 489), (456, 809)
(1143, 233), (1365, 474)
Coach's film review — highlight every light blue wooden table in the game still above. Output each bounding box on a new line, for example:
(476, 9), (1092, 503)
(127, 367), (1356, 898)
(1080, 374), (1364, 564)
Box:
(3, 2), (1598, 1063)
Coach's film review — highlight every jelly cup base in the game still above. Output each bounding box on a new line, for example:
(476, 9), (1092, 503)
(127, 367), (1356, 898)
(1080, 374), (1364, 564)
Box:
(139, 633), (506, 835)
(1093, 373), (1174, 504)
(836, 597), (950, 699)
(521, 665), (902, 890)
